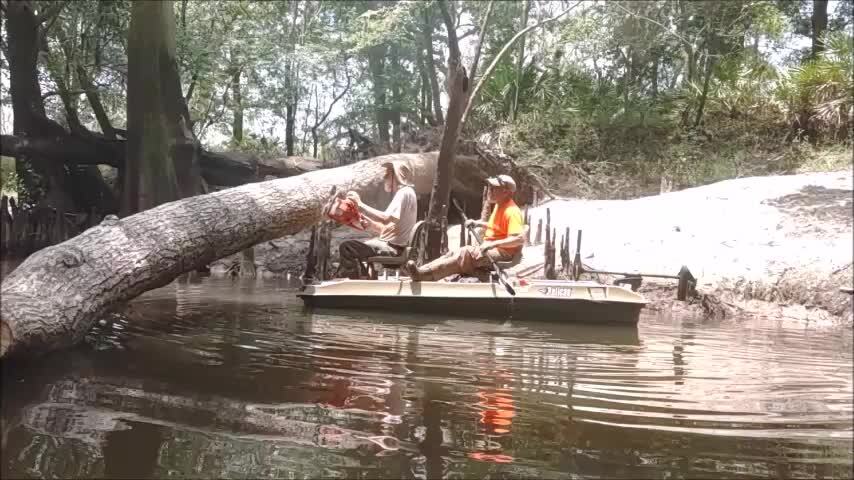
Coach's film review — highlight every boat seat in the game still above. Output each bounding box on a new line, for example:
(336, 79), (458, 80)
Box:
(363, 221), (425, 279)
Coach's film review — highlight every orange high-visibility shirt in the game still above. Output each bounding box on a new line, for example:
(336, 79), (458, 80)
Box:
(484, 199), (524, 252)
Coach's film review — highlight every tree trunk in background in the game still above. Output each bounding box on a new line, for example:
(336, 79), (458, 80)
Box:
(390, 45), (402, 153)
(284, 3), (300, 156)
(231, 68), (244, 145)
(416, 44), (434, 125)
(124, 0), (200, 215)
(511, 0), (530, 122)
(424, 0), (468, 260)
(693, 56), (715, 128)
(651, 57), (659, 98)
(423, 6), (445, 125)
(368, 43), (390, 148)
(6, 0), (75, 209)
(811, 0), (829, 58)
(230, 60), (256, 278)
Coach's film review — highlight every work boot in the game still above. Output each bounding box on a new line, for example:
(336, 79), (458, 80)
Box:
(404, 256), (460, 282)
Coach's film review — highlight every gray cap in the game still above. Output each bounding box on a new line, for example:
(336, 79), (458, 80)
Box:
(486, 174), (516, 192)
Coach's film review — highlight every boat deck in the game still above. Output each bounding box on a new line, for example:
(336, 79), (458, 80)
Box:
(298, 279), (648, 324)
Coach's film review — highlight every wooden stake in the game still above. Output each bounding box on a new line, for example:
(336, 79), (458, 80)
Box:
(303, 225), (317, 284)
(535, 218), (543, 245)
(563, 227), (570, 275)
(523, 206), (530, 245)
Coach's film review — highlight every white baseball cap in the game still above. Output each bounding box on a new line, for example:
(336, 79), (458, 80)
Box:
(486, 174), (516, 192)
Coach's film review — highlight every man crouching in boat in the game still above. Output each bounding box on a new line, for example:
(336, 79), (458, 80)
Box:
(337, 161), (417, 278)
(405, 175), (524, 281)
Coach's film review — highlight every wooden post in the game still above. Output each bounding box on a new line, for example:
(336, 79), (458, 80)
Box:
(461, 199), (468, 247)
(535, 218), (543, 245)
(559, 231), (566, 277)
(317, 221), (331, 281)
(573, 229), (582, 280)
(0, 196), (9, 255)
(523, 207), (530, 245)
(549, 229), (557, 279)
(302, 225), (318, 284)
(544, 208), (556, 279)
(560, 227), (570, 275)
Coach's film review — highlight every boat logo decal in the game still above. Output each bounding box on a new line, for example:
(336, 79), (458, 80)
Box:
(539, 287), (572, 297)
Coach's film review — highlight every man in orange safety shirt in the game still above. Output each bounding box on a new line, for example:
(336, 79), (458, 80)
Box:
(405, 174), (524, 281)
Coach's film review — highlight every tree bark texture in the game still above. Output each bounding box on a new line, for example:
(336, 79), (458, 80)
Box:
(0, 151), (514, 359)
(124, 0), (199, 215)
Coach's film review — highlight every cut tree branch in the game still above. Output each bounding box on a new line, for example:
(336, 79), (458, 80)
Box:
(461, 1), (580, 124)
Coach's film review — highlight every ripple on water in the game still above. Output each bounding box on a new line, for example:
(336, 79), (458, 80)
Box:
(2, 276), (852, 479)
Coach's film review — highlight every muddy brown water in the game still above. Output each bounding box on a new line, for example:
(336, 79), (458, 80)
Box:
(1, 275), (852, 479)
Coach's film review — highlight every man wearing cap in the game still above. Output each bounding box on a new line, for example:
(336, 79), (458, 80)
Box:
(337, 160), (418, 278)
(405, 174), (525, 281)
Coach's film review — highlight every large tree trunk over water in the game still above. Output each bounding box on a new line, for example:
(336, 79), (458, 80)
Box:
(1, 151), (512, 359)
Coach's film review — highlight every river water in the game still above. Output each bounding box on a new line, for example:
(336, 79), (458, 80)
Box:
(1, 276), (852, 479)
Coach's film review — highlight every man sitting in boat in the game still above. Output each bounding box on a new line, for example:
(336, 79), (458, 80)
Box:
(337, 160), (417, 278)
(405, 174), (524, 281)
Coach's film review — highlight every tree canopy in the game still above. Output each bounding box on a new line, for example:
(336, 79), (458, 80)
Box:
(1, 0), (851, 207)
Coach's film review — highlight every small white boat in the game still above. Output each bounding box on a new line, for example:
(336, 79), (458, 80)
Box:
(298, 278), (648, 325)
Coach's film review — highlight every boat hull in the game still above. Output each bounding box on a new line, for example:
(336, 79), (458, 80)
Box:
(298, 279), (647, 325)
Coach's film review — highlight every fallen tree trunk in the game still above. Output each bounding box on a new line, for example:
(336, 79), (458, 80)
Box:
(0, 151), (522, 359)
(0, 133), (316, 188)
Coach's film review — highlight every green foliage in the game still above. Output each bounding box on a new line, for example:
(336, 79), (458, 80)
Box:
(776, 32), (854, 141)
(1, 157), (22, 198)
(6, 0), (852, 199)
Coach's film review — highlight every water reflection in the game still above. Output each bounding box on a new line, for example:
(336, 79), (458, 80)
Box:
(2, 277), (852, 479)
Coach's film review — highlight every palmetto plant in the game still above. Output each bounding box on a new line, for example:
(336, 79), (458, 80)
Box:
(777, 32), (854, 140)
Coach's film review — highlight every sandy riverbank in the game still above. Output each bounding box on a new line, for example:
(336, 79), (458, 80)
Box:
(492, 170), (852, 325)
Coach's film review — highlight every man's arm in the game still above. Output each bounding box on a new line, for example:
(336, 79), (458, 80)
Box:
(480, 232), (525, 252)
(358, 216), (384, 235)
(347, 192), (395, 225)
(479, 211), (526, 252)
(465, 219), (489, 229)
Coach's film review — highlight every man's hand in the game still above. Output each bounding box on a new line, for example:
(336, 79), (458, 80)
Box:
(479, 241), (495, 253)
(465, 219), (477, 228)
(346, 191), (361, 205)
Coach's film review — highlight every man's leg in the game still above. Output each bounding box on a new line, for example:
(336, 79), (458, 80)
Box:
(406, 246), (480, 281)
(338, 239), (385, 279)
